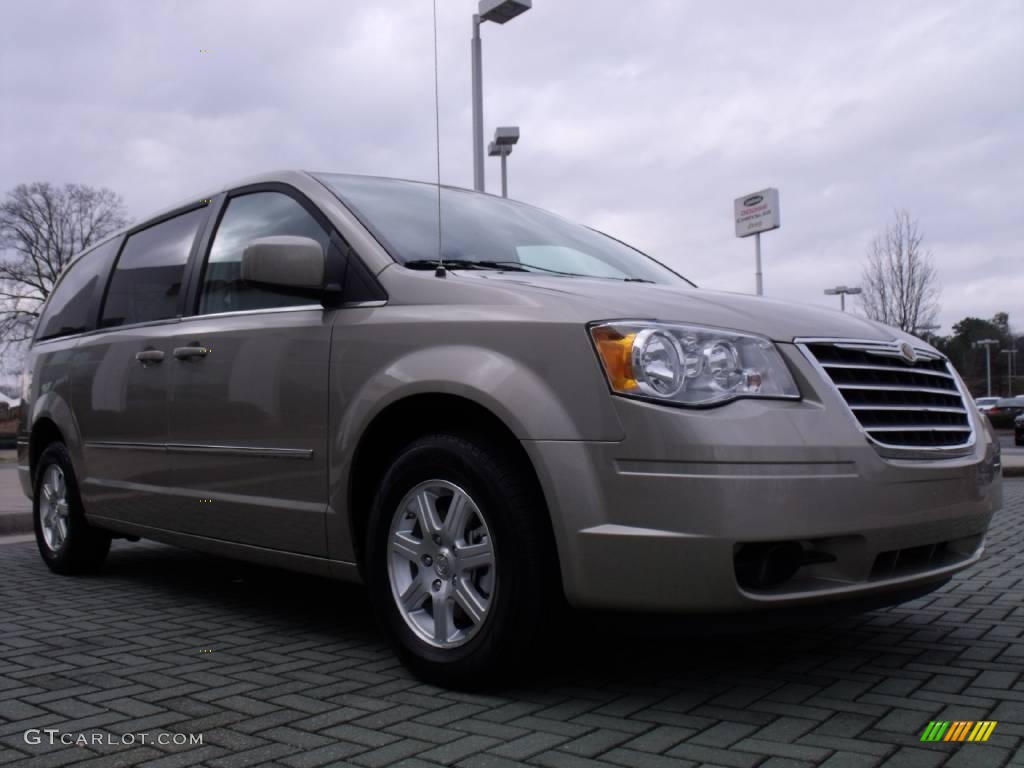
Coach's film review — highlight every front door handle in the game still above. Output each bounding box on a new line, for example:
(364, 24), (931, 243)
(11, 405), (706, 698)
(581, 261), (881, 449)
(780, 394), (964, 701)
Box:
(173, 345), (209, 360)
(135, 349), (165, 365)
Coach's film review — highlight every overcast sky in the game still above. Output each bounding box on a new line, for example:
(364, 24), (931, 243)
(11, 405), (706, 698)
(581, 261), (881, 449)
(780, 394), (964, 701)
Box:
(2, 0), (1021, 333)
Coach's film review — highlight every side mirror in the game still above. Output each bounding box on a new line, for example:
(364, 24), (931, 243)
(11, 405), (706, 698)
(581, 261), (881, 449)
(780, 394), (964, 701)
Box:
(240, 236), (325, 291)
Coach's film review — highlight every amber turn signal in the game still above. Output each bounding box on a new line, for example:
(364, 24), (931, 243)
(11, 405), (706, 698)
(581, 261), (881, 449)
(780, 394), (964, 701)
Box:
(590, 326), (638, 391)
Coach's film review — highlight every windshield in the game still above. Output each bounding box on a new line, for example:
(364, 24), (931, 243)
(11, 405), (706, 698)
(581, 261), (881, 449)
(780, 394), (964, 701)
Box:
(314, 174), (689, 285)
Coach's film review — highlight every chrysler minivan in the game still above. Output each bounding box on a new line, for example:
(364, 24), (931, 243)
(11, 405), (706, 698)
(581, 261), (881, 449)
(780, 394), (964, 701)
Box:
(17, 171), (1003, 684)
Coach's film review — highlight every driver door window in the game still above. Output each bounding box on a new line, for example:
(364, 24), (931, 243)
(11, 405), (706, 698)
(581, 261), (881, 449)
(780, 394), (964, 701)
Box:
(198, 192), (331, 315)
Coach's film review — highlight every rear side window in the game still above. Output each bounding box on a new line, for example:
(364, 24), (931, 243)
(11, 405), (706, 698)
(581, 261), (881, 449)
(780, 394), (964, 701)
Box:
(100, 207), (206, 328)
(36, 238), (120, 341)
(197, 192), (331, 315)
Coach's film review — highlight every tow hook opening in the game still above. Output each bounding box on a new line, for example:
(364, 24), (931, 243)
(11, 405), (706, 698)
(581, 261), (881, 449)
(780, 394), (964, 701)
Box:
(734, 541), (837, 590)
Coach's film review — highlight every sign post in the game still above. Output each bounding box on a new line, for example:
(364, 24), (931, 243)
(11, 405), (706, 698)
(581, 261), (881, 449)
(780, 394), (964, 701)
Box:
(733, 188), (780, 296)
(755, 231), (763, 296)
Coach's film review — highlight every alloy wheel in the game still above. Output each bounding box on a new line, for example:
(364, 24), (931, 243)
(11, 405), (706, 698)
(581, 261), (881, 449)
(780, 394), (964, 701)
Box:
(387, 479), (496, 648)
(39, 464), (70, 551)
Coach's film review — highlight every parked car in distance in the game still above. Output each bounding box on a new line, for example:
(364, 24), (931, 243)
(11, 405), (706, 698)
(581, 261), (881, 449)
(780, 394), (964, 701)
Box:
(986, 396), (1024, 429)
(17, 171), (1003, 686)
(1015, 412), (1024, 446)
(975, 396), (999, 413)
(0, 394), (21, 450)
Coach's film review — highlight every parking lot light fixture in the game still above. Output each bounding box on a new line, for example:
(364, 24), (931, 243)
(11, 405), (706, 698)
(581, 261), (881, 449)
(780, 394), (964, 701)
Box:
(488, 126), (519, 198)
(471, 1), (532, 192)
(975, 339), (999, 397)
(823, 285), (862, 312)
(479, 0), (532, 24)
(1000, 348), (1017, 396)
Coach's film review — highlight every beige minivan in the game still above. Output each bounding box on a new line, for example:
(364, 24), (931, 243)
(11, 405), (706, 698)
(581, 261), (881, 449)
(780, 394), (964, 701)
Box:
(17, 171), (1003, 684)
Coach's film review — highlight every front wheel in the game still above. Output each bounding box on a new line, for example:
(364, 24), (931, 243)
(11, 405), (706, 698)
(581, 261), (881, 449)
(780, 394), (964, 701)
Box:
(365, 433), (556, 687)
(33, 443), (111, 574)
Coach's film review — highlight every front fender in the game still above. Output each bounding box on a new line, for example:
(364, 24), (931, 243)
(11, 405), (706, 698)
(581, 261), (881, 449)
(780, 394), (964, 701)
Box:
(339, 344), (591, 448)
(325, 338), (624, 566)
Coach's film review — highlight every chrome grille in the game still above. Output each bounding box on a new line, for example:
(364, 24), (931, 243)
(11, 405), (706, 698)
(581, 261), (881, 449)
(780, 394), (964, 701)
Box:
(800, 339), (974, 454)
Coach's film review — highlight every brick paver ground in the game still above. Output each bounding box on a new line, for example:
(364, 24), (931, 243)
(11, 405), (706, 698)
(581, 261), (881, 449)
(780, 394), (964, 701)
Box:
(1, 482), (1021, 768)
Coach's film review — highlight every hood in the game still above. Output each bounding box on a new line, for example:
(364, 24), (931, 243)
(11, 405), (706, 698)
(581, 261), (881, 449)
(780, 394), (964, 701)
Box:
(457, 272), (918, 346)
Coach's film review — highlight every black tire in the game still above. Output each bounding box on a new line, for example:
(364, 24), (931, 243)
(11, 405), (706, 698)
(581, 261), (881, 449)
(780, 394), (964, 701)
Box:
(33, 443), (111, 574)
(365, 433), (557, 687)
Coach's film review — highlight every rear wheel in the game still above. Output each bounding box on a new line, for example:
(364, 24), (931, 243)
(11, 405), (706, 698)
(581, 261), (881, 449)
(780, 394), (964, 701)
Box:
(33, 443), (110, 574)
(366, 433), (556, 687)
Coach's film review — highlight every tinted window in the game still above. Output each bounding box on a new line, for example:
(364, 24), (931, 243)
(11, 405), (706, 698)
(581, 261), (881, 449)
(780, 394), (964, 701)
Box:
(36, 238), (120, 340)
(101, 208), (205, 328)
(198, 192), (330, 315)
(315, 173), (687, 285)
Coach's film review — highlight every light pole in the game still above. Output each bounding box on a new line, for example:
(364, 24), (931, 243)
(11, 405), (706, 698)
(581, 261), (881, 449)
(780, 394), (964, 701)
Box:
(823, 285), (862, 312)
(471, 0), (532, 192)
(488, 126), (519, 197)
(974, 339), (999, 397)
(914, 323), (940, 343)
(1000, 348), (1017, 396)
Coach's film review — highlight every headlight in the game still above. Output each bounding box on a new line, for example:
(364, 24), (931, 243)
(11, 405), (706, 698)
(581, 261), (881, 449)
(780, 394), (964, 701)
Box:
(590, 321), (800, 407)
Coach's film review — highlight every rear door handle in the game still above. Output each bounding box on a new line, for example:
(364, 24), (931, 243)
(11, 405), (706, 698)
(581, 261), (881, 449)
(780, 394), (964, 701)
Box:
(174, 345), (209, 360)
(135, 349), (165, 364)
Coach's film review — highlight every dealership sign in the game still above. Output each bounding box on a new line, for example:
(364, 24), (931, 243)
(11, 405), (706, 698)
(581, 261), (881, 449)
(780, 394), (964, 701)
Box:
(734, 188), (780, 238)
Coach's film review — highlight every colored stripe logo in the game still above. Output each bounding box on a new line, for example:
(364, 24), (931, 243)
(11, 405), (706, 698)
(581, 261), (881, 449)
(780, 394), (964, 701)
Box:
(920, 721), (997, 742)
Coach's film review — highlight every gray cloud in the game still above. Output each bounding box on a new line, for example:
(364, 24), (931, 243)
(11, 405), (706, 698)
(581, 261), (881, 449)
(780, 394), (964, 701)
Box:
(2, 0), (1020, 333)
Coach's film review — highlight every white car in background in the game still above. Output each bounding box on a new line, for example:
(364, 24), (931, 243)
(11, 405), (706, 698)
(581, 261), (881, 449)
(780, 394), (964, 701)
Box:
(975, 397), (999, 413)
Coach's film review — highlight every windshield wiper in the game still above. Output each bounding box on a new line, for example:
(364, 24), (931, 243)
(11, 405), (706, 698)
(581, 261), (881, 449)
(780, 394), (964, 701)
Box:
(474, 260), (584, 277)
(481, 261), (656, 282)
(404, 258), (654, 282)
(403, 258), (570, 275)
(404, 259), (496, 271)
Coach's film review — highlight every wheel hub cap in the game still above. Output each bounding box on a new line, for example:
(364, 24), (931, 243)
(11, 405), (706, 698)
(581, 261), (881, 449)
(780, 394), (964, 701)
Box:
(39, 465), (70, 552)
(387, 480), (496, 649)
(435, 551), (451, 578)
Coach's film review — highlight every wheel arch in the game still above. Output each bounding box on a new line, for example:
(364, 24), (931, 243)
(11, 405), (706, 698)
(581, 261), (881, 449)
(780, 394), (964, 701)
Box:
(29, 417), (66, 489)
(346, 392), (561, 583)
(27, 387), (83, 490)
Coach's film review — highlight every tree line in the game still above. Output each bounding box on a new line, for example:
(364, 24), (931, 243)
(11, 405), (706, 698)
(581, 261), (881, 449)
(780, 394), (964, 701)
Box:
(856, 209), (1019, 398)
(932, 314), (1022, 398)
(0, 182), (128, 394)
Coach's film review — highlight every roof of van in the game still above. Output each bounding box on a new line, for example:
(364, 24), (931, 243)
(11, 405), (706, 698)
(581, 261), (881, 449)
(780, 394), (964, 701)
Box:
(58, 170), (495, 276)
(87, 170), (482, 248)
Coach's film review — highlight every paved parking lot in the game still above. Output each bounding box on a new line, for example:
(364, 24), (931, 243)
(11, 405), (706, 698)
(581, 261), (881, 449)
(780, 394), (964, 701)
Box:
(999, 431), (1024, 458)
(0, 482), (1022, 768)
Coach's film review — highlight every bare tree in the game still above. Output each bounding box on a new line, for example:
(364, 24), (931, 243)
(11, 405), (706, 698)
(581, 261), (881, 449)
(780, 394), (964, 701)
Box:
(859, 209), (940, 333)
(0, 182), (129, 360)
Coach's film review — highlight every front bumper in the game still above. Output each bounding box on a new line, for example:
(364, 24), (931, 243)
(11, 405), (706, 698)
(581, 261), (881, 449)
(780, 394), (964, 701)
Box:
(524, 346), (1003, 613)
